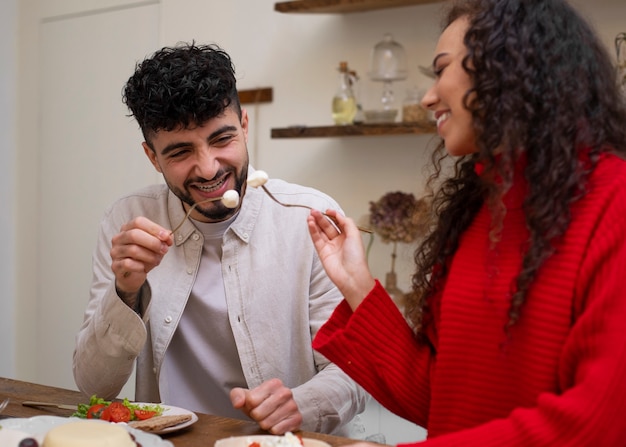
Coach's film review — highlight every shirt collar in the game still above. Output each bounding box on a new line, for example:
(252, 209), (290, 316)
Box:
(167, 179), (264, 246)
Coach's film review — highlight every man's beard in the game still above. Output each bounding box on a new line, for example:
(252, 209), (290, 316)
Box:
(167, 166), (248, 222)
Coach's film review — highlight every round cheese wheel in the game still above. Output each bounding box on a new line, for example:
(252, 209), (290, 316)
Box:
(43, 421), (135, 447)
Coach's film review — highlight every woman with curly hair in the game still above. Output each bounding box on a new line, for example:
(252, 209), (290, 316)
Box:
(307, 0), (626, 445)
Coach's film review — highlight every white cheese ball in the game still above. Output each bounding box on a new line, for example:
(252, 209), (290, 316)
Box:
(247, 170), (269, 188)
(222, 190), (240, 208)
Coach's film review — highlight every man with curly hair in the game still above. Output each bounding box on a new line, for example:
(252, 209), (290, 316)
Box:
(73, 42), (368, 437)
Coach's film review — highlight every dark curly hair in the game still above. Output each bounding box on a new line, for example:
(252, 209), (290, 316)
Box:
(123, 42), (241, 148)
(407, 0), (626, 337)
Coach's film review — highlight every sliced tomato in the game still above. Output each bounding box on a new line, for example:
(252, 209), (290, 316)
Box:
(133, 409), (157, 420)
(86, 403), (107, 419)
(100, 406), (112, 422)
(249, 442), (261, 447)
(107, 402), (131, 423)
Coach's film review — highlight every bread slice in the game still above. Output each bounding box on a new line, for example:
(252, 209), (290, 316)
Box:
(128, 414), (193, 432)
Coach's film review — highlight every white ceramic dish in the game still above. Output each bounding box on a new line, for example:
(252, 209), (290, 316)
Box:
(133, 402), (198, 434)
(0, 415), (174, 446)
(215, 434), (332, 447)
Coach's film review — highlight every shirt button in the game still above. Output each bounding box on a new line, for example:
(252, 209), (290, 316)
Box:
(187, 269), (193, 275)
(153, 367), (157, 374)
(177, 234), (183, 241)
(192, 233), (200, 241)
(164, 316), (172, 324)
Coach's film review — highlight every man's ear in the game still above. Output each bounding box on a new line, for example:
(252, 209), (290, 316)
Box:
(241, 108), (249, 143)
(143, 142), (163, 173)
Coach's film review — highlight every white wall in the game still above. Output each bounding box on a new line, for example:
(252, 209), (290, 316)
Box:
(8, 0), (626, 444)
(36, 1), (161, 400)
(0, 0), (17, 379)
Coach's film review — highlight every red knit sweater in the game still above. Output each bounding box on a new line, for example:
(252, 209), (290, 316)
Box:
(313, 154), (626, 446)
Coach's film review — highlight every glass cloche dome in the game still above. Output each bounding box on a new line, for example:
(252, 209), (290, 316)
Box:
(369, 33), (409, 110)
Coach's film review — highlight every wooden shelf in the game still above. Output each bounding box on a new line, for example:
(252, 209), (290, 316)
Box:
(272, 0), (440, 138)
(271, 122), (436, 138)
(275, 0), (444, 14)
(238, 87), (273, 104)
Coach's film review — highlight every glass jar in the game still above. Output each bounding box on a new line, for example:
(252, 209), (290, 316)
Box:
(402, 87), (427, 123)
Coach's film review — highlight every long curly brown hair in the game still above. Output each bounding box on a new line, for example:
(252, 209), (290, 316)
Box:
(406, 0), (626, 337)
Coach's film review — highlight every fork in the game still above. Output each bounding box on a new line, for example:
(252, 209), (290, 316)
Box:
(123, 196), (227, 278)
(166, 183), (374, 241)
(260, 185), (373, 234)
(170, 196), (226, 234)
(0, 397), (10, 413)
(172, 186), (373, 234)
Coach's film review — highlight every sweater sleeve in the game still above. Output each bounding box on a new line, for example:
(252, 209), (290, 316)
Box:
(313, 280), (434, 428)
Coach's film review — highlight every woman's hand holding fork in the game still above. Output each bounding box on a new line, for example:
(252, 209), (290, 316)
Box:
(307, 209), (376, 311)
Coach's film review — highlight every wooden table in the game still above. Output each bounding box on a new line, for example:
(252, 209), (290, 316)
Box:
(0, 377), (357, 447)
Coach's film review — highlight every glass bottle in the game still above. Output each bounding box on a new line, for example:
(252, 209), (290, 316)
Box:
(331, 61), (357, 125)
(350, 70), (365, 124)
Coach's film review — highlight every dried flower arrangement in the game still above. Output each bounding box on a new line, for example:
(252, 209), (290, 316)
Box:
(368, 191), (430, 307)
(368, 191), (430, 244)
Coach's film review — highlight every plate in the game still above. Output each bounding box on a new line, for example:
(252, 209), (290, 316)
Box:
(0, 415), (174, 446)
(133, 402), (198, 434)
(215, 434), (332, 447)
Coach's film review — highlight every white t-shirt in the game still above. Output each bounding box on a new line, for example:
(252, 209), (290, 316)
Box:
(161, 214), (249, 419)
